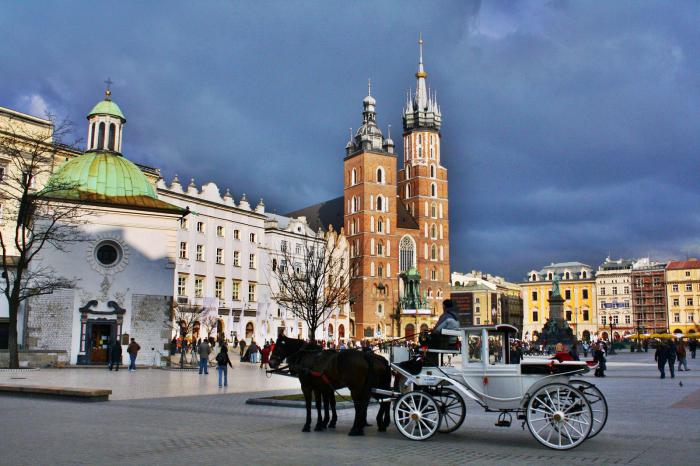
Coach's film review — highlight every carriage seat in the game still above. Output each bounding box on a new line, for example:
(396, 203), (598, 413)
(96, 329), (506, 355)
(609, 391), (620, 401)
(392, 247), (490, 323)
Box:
(396, 358), (423, 376)
(520, 360), (590, 375)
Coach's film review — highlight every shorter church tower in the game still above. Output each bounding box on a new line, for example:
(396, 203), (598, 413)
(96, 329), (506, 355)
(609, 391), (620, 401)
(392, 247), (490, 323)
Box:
(344, 83), (399, 339)
(86, 85), (126, 153)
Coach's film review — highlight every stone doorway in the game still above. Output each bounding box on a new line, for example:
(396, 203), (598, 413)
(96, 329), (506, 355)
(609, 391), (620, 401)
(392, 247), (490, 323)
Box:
(86, 321), (116, 364)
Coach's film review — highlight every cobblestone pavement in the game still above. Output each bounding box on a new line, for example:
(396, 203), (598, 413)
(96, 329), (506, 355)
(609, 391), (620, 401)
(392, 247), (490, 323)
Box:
(1, 352), (699, 465)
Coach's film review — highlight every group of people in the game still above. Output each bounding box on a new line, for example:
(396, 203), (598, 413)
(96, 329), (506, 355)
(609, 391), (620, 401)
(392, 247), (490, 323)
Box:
(237, 338), (275, 369)
(196, 338), (234, 387)
(107, 338), (141, 372)
(654, 338), (693, 379)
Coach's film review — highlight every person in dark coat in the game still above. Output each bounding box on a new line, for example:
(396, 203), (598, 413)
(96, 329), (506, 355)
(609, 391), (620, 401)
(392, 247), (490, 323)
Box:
(109, 339), (122, 371)
(667, 339), (677, 377)
(655, 340), (671, 379)
(127, 338), (140, 372)
(239, 339), (247, 357)
(689, 338), (698, 359)
(216, 345), (233, 387)
(593, 342), (606, 377)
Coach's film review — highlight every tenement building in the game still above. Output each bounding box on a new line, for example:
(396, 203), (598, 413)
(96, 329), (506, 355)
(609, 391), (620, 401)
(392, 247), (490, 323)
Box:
(521, 262), (596, 341)
(450, 270), (522, 331)
(595, 258), (634, 339)
(631, 258), (668, 334)
(665, 259), (700, 336)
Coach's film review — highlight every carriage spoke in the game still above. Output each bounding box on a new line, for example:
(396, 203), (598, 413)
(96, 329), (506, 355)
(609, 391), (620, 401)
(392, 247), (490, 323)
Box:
(562, 423), (575, 444)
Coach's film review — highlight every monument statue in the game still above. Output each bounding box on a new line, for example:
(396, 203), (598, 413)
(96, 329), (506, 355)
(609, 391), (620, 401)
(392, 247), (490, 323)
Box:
(399, 267), (427, 310)
(539, 271), (575, 350)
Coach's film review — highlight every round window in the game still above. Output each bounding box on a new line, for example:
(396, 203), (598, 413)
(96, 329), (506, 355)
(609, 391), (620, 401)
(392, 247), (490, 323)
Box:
(95, 241), (122, 267)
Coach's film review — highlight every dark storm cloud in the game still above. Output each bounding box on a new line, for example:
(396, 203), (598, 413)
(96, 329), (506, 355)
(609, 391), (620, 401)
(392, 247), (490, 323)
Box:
(1, 1), (699, 280)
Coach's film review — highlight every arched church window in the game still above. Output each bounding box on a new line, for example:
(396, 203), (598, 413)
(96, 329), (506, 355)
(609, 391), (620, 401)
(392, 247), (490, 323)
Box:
(431, 203), (437, 218)
(90, 122), (95, 149)
(405, 184), (410, 198)
(97, 122), (105, 150)
(108, 123), (116, 151)
(431, 183), (437, 197)
(378, 264), (383, 277)
(431, 268), (437, 281)
(377, 218), (383, 233)
(351, 168), (357, 186)
(376, 196), (383, 212)
(427, 288), (433, 298)
(430, 224), (437, 239)
(376, 167), (384, 184)
(430, 165), (435, 178)
(418, 147), (422, 158)
(399, 235), (415, 272)
(430, 147), (434, 159)
(431, 244), (437, 260)
(377, 241), (384, 256)
(417, 134), (422, 144)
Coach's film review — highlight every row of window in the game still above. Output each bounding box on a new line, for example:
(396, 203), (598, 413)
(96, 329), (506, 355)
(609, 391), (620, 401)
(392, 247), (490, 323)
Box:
(180, 218), (257, 242)
(531, 270), (590, 281)
(670, 283), (700, 292)
(530, 309), (592, 322)
(177, 275), (257, 302)
(349, 167), (387, 187)
(600, 315), (631, 325)
(672, 312), (696, 323)
(671, 297), (696, 307)
(599, 286), (630, 295)
(404, 132), (439, 160)
(179, 242), (256, 268)
(531, 289), (590, 301)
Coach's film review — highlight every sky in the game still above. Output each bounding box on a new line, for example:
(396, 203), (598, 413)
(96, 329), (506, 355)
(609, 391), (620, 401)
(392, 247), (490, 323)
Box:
(2, 1), (699, 281)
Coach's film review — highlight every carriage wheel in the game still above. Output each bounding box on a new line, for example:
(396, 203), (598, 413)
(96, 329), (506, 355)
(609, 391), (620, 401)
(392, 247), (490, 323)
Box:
(569, 379), (608, 438)
(394, 391), (441, 440)
(526, 383), (593, 450)
(431, 387), (466, 433)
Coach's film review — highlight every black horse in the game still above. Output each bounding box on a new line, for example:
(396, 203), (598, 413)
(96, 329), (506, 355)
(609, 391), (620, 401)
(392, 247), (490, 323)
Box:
(270, 335), (392, 436)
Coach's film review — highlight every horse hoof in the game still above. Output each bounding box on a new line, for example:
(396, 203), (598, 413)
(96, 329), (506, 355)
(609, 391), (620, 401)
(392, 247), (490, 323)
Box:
(378, 426), (386, 433)
(348, 430), (364, 436)
(302, 426), (311, 433)
(314, 425), (325, 432)
(328, 423), (336, 429)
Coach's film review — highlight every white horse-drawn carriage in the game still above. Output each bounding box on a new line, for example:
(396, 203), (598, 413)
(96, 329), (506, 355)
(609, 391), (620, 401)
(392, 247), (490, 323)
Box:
(375, 324), (607, 450)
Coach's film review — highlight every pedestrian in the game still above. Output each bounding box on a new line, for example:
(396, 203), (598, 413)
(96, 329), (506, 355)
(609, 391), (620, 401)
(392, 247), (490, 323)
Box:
(127, 338), (140, 372)
(655, 339), (670, 379)
(582, 341), (590, 358)
(677, 339), (689, 371)
(643, 339), (649, 353)
(249, 340), (259, 364)
(667, 339), (677, 377)
(689, 338), (697, 359)
(239, 339), (247, 357)
(215, 344), (233, 387)
(109, 339), (122, 371)
(260, 343), (271, 370)
(593, 343), (606, 377)
(198, 338), (211, 375)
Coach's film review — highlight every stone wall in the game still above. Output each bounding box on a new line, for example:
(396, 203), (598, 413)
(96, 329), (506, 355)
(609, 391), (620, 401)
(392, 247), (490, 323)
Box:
(24, 289), (75, 354)
(0, 350), (68, 368)
(130, 294), (171, 366)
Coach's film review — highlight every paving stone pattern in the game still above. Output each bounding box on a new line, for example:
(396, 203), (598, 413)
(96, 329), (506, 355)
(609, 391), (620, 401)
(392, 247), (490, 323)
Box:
(1, 352), (699, 465)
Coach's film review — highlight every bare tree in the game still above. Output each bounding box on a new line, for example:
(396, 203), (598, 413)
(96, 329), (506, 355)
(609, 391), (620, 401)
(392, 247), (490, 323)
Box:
(168, 302), (204, 368)
(0, 114), (85, 368)
(270, 229), (349, 342)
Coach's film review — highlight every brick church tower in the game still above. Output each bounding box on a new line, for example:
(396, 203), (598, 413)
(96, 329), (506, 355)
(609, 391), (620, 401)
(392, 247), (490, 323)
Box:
(344, 37), (450, 340)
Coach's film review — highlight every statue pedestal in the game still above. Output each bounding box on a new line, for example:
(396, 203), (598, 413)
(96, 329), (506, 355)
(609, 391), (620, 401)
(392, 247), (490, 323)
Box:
(540, 295), (575, 349)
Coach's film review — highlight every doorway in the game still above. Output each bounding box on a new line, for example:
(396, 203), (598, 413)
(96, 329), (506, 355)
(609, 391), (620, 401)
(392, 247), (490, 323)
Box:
(86, 321), (116, 364)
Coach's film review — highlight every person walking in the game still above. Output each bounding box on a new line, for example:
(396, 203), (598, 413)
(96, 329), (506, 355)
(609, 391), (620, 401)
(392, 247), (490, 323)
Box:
(109, 339), (122, 371)
(667, 339), (677, 377)
(655, 339), (670, 379)
(689, 338), (697, 359)
(239, 339), (247, 357)
(127, 338), (140, 372)
(260, 343), (271, 370)
(248, 340), (259, 364)
(582, 341), (590, 358)
(677, 339), (689, 371)
(593, 342), (607, 377)
(198, 338), (211, 375)
(215, 344), (233, 387)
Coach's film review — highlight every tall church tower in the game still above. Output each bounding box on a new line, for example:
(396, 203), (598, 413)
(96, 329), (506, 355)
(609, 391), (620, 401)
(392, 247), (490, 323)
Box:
(398, 35), (451, 312)
(344, 83), (399, 340)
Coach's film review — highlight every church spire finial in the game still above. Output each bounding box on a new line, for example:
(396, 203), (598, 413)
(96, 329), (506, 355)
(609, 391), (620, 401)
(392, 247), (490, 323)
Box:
(104, 77), (113, 100)
(419, 33), (424, 67)
(367, 78), (372, 97)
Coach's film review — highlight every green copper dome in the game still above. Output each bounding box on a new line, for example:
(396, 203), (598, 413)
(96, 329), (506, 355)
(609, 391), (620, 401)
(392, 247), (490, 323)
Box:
(88, 97), (125, 121)
(46, 152), (155, 199)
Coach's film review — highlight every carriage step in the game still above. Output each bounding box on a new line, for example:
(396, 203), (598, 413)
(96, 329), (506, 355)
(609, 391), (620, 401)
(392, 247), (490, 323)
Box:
(495, 420), (512, 427)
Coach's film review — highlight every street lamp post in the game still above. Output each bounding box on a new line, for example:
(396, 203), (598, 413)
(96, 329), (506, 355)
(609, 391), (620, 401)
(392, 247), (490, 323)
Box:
(609, 321), (616, 355)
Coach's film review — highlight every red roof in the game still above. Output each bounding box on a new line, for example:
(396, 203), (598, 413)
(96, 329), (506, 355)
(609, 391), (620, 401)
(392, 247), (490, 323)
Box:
(666, 260), (700, 270)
